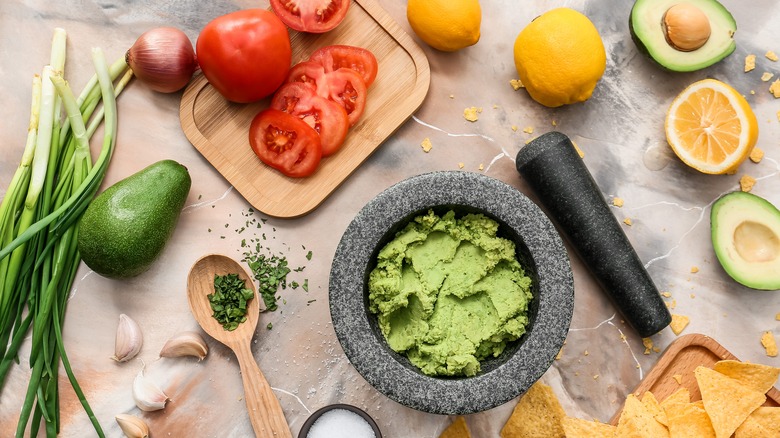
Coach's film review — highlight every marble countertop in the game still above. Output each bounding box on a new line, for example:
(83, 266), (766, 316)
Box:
(1, 0), (779, 436)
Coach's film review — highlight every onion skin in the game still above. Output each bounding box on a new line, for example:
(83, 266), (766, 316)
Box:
(126, 27), (198, 93)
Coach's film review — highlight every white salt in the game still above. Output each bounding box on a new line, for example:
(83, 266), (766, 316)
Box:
(307, 408), (376, 438)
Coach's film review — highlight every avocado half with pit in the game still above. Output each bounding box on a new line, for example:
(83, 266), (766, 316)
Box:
(711, 192), (780, 290)
(630, 0), (736, 72)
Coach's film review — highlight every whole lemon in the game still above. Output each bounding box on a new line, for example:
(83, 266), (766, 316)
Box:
(513, 8), (606, 107)
(407, 0), (481, 52)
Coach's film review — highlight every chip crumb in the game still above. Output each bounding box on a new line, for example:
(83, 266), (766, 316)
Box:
(672, 374), (683, 384)
(740, 175), (756, 192)
(776, 313), (780, 321)
(666, 299), (677, 310)
(653, 346), (660, 353)
(492, 104), (499, 109)
(449, 94), (455, 99)
(612, 197), (624, 207)
(584, 350), (589, 356)
(571, 140), (584, 158)
(642, 338), (654, 355)
(767, 50), (779, 61)
(525, 137), (535, 145)
(523, 126), (534, 134)
(555, 347), (564, 360)
(593, 374), (599, 380)
(762, 331), (778, 357)
(509, 78), (524, 90)
(690, 293), (696, 299)
(420, 137), (433, 153)
(661, 292), (672, 298)
(770, 79), (780, 98)
(670, 314), (690, 335)
(463, 107), (481, 122)
(620, 333), (627, 342)
(551, 120), (557, 127)
(458, 162), (465, 169)
(690, 266), (699, 274)
(750, 90), (756, 95)
(478, 163), (484, 171)
(623, 217), (632, 226)
(636, 364), (641, 369)
(749, 147), (764, 163)
(745, 54), (756, 72)
(511, 125), (518, 132)
(761, 72), (775, 82)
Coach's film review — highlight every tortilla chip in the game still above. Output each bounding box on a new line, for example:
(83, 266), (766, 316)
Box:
(713, 360), (780, 394)
(616, 394), (670, 438)
(561, 417), (616, 438)
(500, 381), (566, 438)
(734, 407), (780, 438)
(641, 392), (666, 426)
(664, 402), (716, 438)
(439, 416), (471, 438)
(694, 366), (766, 438)
(660, 387), (691, 410)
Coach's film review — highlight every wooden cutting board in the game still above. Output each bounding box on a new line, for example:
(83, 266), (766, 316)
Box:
(179, 0), (430, 218)
(609, 333), (780, 425)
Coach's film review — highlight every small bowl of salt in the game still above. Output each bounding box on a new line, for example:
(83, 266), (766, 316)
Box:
(298, 404), (382, 438)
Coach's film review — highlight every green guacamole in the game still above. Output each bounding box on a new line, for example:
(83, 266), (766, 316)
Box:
(368, 210), (533, 377)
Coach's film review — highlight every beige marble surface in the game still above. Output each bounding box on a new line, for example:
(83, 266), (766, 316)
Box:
(1, 0), (779, 436)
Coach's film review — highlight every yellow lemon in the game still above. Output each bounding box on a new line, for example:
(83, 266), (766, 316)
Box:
(407, 0), (481, 52)
(665, 79), (758, 174)
(513, 8), (606, 107)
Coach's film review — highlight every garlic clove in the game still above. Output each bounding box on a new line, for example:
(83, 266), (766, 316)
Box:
(112, 314), (143, 362)
(159, 331), (209, 360)
(133, 368), (169, 412)
(115, 413), (150, 438)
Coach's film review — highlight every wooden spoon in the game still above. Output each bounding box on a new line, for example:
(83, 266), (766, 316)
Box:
(187, 254), (291, 438)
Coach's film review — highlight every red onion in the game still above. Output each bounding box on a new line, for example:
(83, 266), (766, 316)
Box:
(126, 27), (198, 93)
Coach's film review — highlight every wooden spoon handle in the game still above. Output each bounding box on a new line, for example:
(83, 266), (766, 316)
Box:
(234, 341), (292, 438)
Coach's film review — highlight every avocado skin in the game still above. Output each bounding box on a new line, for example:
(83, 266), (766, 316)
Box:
(78, 160), (191, 278)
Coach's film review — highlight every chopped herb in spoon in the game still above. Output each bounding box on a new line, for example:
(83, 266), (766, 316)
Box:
(208, 273), (255, 331)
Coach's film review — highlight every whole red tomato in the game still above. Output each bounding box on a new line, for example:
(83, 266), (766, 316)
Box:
(197, 9), (292, 103)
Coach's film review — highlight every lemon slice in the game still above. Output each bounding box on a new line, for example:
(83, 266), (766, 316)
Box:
(665, 78), (758, 174)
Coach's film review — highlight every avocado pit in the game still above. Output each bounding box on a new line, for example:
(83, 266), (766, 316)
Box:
(662, 3), (711, 52)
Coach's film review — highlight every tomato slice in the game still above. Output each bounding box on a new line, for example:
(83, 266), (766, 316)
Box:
(285, 61), (329, 97)
(309, 45), (378, 87)
(269, 0), (350, 33)
(323, 68), (367, 126)
(249, 109), (322, 178)
(271, 82), (350, 156)
(286, 62), (367, 126)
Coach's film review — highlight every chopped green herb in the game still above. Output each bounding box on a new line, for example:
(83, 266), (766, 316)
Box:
(291, 281), (299, 289)
(198, 194), (202, 200)
(243, 251), (291, 312)
(307, 299), (316, 305)
(266, 322), (273, 330)
(303, 279), (309, 292)
(208, 273), (255, 331)
(306, 250), (313, 261)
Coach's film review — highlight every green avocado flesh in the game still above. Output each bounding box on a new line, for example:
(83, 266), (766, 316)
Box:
(630, 0), (736, 72)
(367, 210), (533, 377)
(711, 192), (780, 290)
(78, 160), (191, 278)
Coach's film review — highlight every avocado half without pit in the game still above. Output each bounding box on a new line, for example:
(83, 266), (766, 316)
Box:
(629, 0), (736, 72)
(711, 192), (780, 291)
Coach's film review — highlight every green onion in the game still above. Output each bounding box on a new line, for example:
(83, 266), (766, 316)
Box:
(0, 27), (132, 437)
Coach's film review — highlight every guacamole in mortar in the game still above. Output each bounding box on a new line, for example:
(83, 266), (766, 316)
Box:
(368, 210), (533, 377)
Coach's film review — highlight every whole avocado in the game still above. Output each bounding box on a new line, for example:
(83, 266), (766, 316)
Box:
(78, 159), (191, 278)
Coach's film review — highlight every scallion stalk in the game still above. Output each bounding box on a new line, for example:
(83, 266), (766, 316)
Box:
(0, 27), (131, 437)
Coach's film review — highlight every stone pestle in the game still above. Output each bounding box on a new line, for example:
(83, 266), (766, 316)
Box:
(516, 131), (671, 338)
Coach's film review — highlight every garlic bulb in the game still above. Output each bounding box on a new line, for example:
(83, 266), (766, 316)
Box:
(159, 331), (209, 360)
(115, 414), (150, 438)
(133, 368), (169, 411)
(112, 314), (143, 362)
